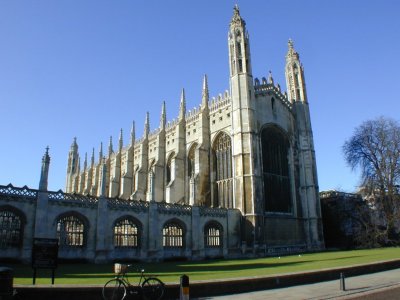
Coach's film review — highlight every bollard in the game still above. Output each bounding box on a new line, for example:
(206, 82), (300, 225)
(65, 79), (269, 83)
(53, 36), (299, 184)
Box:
(180, 274), (189, 300)
(0, 267), (13, 300)
(340, 272), (346, 291)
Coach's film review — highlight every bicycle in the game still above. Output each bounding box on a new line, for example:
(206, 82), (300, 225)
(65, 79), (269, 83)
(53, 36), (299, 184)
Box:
(102, 263), (165, 300)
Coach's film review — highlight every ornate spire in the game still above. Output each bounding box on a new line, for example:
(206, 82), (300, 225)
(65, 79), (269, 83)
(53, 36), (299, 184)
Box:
(91, 148), (95, 167)
(130, 121), (135, 145)
(286, 38), (299, 61)
(179, 88), (186, 120)
(201, 75), (209, 110)
(108, 136), (113, 156)
(83, 152), (87, 171)
(119, 129), (123, 152)
(39, 146), (51, 191)
(285, 38), (307, 102)
(230, 4), (245, 27)
(99, 142), (103, 162)
(144, 112), (150, 137)
(70, 137), (77, 150)
(268, 70), (274, 85)
(160, 101), (166, 130)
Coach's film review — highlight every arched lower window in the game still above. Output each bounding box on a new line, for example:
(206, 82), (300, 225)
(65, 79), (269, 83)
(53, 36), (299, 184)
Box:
(56, 214), (85, 247)
(163, 221), (184, 248)
(204, 222), (223, 248)
(261, 126), (292, 213)
(212, 132), (233, 208)
(0, 209), (24, 249)
(114, 218), (140, 248)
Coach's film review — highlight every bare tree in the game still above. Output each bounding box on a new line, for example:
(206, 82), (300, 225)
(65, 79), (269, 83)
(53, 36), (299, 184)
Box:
(343, 116), (400, 245)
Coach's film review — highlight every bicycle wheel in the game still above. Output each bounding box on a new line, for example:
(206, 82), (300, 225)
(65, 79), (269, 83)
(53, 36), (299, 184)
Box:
(102, 278), (127, 300)
(141, 277), (165, 300)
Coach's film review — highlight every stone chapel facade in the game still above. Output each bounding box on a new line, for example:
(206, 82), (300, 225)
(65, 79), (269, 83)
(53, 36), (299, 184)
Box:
(0, 7), (324, 263)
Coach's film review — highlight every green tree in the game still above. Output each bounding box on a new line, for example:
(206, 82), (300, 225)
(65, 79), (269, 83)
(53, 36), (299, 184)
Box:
(343, 116), (400, 245)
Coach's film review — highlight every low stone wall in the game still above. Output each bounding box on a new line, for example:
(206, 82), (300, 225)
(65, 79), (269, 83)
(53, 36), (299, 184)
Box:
(14, 259), (400, 300)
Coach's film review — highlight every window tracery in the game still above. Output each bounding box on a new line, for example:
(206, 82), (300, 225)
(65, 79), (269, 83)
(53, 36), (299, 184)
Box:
(56, 214), (85, 247)
(204, 221), (222, 248)
(261, 127), (292, 213)
(114, 218), (139, 248)
(0, 209), (23, 249)
(162, 221), (184, 248)
(213, 132), (233, 208)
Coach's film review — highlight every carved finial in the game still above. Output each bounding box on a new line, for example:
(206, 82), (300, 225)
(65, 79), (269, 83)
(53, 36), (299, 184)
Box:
(83, 152), (87, 171)
(130, 121), (135, 145)
(39, 146), (51, 191)
(231, 4), (245, 27)
(288, 38), (294, 50)
(91, 148), (95, 166)
(268, 70), (274, 84)
(160, 101), (166, 130)
(99, 142), (103, 162)
(71, 137), (78, 150)
(286, 38), (299, 61)
(108, 136), (113, 156)
(202, 74), (209, 110)
(119, 129), (123, 151)
(144, 112), (150, 137)
(179, 88), (186, 120)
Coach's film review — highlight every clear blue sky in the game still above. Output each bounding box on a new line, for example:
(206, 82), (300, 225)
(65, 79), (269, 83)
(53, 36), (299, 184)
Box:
(1, 1), (399, 193)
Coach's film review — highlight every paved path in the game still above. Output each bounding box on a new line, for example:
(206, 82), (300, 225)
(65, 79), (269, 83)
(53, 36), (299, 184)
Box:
(196, 268), (400, 300)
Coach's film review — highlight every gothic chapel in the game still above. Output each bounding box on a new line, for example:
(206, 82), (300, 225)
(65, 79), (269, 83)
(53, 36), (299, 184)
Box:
(0, 6), (324, 263)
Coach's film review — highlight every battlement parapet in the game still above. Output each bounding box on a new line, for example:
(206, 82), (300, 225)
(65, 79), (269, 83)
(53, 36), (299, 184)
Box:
(107, 197), (149, 212)
(0, 184), (38, 202)
(254, 78), (291, 109)
(157, 201), (192, 216)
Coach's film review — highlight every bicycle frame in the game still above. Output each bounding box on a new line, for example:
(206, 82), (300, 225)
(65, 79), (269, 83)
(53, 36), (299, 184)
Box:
(103, 264), (165, 300)
(116, 266), (147, 289)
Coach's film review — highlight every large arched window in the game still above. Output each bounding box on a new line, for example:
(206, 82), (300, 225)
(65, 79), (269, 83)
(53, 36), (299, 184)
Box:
(0, 208), (24, 249)
(114, 217), (140, 248)
(261, 126), (292, 213)
(212, 132), (233, 208)
(204, 221), (223, 248)
(162, 221), (184, 248)
(56, 213), (86, 247)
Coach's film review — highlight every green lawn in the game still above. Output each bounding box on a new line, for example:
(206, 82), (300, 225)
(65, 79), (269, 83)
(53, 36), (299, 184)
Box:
(7, 247), (400, 285)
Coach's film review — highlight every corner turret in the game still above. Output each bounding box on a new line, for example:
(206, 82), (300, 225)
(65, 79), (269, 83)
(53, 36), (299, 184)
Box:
(285, 39), (307, 103)
(66, 138), (79, 192)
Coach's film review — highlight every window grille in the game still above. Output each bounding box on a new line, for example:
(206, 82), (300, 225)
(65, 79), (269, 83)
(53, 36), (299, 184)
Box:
(0, 210), (22, 249)
(56, 215), (85, 247)
(204, 222), (222, 248)
(114, 218), (139, 248)
(163, 222), (183, 248)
